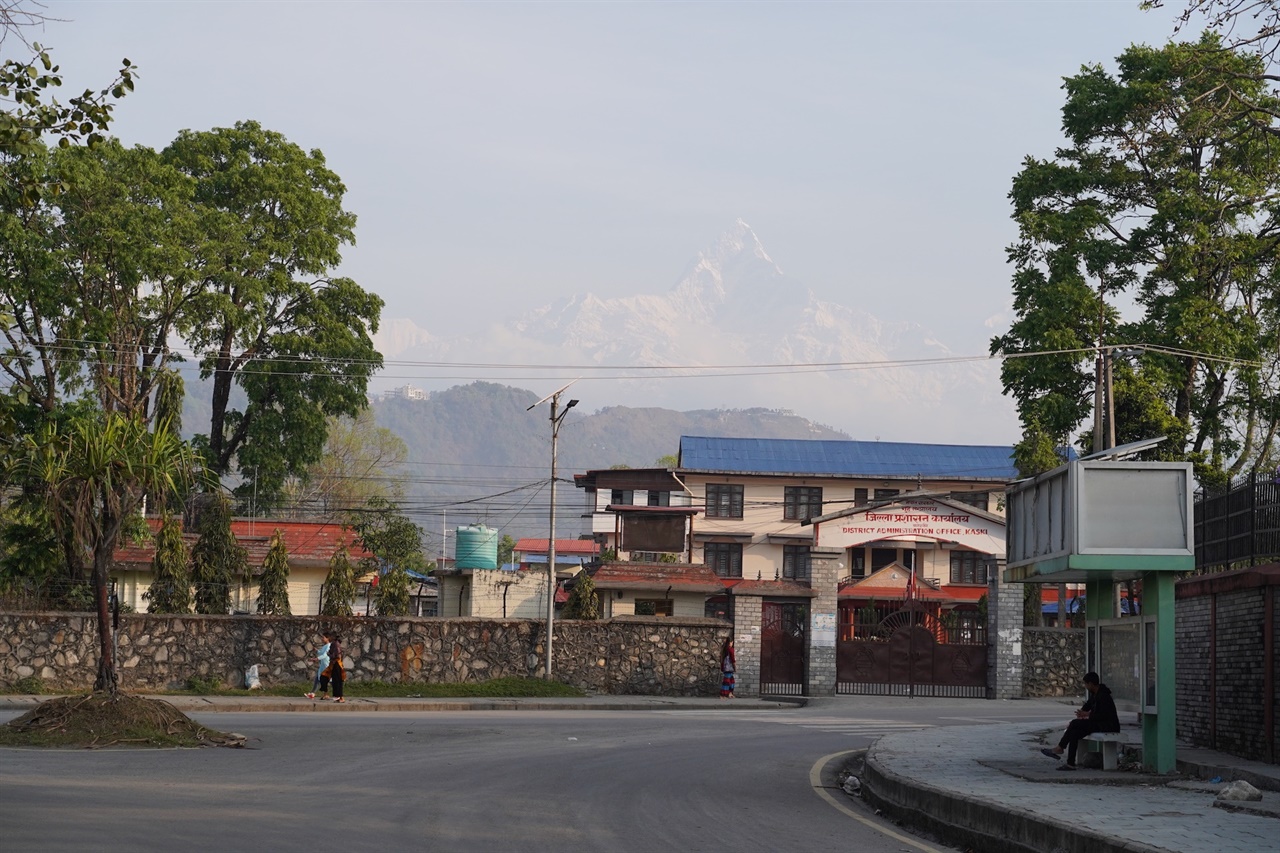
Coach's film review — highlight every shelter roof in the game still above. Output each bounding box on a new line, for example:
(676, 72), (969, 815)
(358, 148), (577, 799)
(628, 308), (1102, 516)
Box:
(722, 578), (818, 598)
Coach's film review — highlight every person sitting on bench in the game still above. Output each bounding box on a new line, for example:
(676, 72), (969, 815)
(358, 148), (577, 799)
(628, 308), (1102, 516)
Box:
(1041, 671), (1120, 770)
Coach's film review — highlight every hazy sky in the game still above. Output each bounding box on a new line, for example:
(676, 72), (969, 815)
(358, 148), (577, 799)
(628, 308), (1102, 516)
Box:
(35, 1), (1189, 369)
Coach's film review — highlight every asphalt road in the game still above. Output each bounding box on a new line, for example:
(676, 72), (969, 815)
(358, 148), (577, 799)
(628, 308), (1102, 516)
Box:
(0, 696), (1073, 853)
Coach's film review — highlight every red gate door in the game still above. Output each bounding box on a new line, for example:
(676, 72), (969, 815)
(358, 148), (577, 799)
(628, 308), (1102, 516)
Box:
(761, 601), (806, 695)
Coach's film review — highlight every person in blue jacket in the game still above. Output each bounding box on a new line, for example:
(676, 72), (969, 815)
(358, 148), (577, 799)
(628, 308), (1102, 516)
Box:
(306, 632), (331, 700)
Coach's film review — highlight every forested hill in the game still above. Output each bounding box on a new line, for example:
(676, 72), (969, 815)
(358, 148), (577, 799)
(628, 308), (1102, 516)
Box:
(370, 381), (850, 539)
(371, 381), (850, 473)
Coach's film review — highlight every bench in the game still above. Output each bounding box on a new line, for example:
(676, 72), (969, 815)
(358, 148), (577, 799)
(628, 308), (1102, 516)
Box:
(1086, 732), (1126, 770)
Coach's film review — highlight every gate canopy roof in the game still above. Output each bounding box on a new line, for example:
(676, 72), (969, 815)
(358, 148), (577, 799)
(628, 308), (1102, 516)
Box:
(811, 495), (1006, 556)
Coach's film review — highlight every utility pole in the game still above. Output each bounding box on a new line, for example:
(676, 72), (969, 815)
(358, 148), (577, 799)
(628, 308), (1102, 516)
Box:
(527, 382), (579, 679)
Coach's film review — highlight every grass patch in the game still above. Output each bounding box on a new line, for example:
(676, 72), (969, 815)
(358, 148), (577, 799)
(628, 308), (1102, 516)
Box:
(0, 693), (245, 749)
(162, 676), (585, 699)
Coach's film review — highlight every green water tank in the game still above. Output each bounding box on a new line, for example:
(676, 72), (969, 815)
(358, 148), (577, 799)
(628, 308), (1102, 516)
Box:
(455, 524), (499, 570)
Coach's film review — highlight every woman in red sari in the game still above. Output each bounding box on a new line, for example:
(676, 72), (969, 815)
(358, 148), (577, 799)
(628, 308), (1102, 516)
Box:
(720, 639), (736, 699)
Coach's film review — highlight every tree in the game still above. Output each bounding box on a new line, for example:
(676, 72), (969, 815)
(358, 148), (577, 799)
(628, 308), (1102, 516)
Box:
(190, 491), (247, 615)
(280, 409), (408, 519)
(319, 542), (357, 617)
(373, 564), (411, 617)
(992, 36), (1280, 484)
(162, 122), (384, 508)
(349, 497), (425, 617)
(145, 514), (192, 614)
(497, 534), (516, 568)
(1148, 1), (1280, 64)
(561, 570), (600, 620)
(24, 413), (199, 692)
(655, 454), (678, 467)
(256, 529), (291, 615)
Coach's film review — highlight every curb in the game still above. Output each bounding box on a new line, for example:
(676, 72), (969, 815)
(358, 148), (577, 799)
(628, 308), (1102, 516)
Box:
(860, 740), (1168, 853)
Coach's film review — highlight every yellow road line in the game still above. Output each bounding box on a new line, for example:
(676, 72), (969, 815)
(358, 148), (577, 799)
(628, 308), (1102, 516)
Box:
(808, 749), (945, 853)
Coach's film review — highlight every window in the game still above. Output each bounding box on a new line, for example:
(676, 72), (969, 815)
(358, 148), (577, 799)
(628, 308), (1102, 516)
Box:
(646, 490), (671, 507)
(635, 598), (674, 616)
(704, 542), (743, 578)
(951, 491), (989, 511)
(854, 488), (869, 507)
(705, 484), (744, 519)
(871, 548), (898, 571)
(784, 486), (822, 521)
(610, 489), (634, 506)
(849, 551), (866, 578)
(782, 545), (810, 581)
(949, 551), (995, 584)
(874, 488), (899, 501)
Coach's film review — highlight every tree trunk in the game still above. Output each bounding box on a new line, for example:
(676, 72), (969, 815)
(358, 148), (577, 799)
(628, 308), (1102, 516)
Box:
(92, 553), (117, 694)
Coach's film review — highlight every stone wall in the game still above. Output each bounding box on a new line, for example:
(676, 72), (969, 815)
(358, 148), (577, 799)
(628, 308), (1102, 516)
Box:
(1176, 566), (1279, 764)
(0, 612), (730, 696)
(1021, 627), (1085, 697)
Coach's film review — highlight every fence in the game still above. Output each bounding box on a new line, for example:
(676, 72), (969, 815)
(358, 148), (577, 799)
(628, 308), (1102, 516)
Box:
(1195, 471), (1280, 572)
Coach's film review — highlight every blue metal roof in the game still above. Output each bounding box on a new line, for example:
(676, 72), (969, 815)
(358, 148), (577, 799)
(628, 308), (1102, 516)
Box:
(678, 436), (1018, 480)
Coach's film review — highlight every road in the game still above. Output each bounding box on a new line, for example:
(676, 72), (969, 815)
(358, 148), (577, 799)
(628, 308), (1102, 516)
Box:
(0, 695), (1073, 853)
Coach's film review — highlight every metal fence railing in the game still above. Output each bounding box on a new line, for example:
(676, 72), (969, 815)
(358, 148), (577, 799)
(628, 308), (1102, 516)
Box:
(1195, 471), (1280, 572)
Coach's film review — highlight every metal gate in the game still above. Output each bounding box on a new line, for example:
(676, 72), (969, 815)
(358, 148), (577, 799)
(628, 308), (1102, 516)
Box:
(836, 601), (987, 698)
(761, 601), (807, 695)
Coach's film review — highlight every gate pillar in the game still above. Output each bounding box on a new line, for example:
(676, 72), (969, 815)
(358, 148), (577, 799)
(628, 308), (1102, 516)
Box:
(988, 558), (1021, 699)
(732, 593), (763, 698)
(807, 547), (842, 696)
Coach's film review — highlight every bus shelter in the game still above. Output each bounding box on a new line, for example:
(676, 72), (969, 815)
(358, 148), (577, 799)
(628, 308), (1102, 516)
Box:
(1005, 451), (1195, 773)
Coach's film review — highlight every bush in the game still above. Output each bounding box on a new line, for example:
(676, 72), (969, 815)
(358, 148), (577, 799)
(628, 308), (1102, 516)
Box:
(12, 675), (44, 694)
(184, 675), (221, 693)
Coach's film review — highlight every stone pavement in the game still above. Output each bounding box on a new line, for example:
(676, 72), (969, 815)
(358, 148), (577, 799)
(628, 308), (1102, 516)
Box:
(861, 719), (1280, 853)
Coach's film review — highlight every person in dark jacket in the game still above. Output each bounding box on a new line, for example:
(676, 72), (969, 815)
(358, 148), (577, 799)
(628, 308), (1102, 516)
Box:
(1041, 671), (1120, 770)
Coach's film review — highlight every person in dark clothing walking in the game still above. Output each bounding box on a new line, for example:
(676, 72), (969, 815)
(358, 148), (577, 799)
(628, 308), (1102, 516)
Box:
(326, 633), (346, 704)
(1041, 671), (1120, 770)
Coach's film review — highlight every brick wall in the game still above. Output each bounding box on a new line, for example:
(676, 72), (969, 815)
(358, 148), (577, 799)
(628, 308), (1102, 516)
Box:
(0, 612), (730, 697)
(1175, 565), (1279, 765)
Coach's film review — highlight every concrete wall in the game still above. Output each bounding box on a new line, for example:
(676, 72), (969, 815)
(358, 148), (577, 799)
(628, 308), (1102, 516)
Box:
(437, 569), (550, 619)
(0, 612), (731, 697)
(1176, 566), (1279, 764)
(605, 591), (707, 618)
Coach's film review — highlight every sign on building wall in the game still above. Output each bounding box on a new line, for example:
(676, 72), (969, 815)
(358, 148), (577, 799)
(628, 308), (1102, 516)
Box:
(815, 498), (1005, 555)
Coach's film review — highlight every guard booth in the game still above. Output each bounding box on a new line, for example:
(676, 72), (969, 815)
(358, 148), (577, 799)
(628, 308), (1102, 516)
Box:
(1005, 447), (1195, 773)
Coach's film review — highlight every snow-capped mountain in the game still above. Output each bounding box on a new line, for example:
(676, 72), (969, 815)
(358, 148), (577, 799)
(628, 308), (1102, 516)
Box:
(372, 220), (1017, 444)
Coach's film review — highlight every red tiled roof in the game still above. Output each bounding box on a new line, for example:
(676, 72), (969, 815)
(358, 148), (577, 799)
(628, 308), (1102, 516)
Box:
(838, 579), (950, 601)
(515, 538), (600, 556)
(112, 517), (373, 572)
(591, 561), (724, 593)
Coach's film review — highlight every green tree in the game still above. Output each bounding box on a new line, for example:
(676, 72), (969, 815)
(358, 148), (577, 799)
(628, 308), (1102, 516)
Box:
(162, 122), (384, 507)
(256, 528), (291, 615)
(349, 498), (425, 617)
(190, 491), (247, 615)
(373, 564), (411, 617)
(319, 541), (357, 617)
(655, 454), (678, 467)
(992, 36), (1280, 483)
(561, 570), (600, 620)
(24, 413), (199, 692)
(497, 534), (516, 568)
(281, 408), (407, 519)
(145, 514), (192, 614)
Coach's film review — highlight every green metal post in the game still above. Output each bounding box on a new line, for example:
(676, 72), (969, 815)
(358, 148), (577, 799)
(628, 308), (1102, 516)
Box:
(1143, 571), (1177, 773)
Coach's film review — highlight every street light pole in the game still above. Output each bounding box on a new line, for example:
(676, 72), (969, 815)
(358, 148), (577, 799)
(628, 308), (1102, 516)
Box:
(528, 382), (579, 679)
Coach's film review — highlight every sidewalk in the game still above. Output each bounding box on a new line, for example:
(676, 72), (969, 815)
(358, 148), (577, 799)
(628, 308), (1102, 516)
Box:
(861, 719), (1280, 853)
(0, 693), (802, 714)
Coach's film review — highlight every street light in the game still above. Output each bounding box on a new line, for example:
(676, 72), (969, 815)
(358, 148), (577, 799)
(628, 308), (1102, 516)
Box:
(527, 382), (579, 679)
